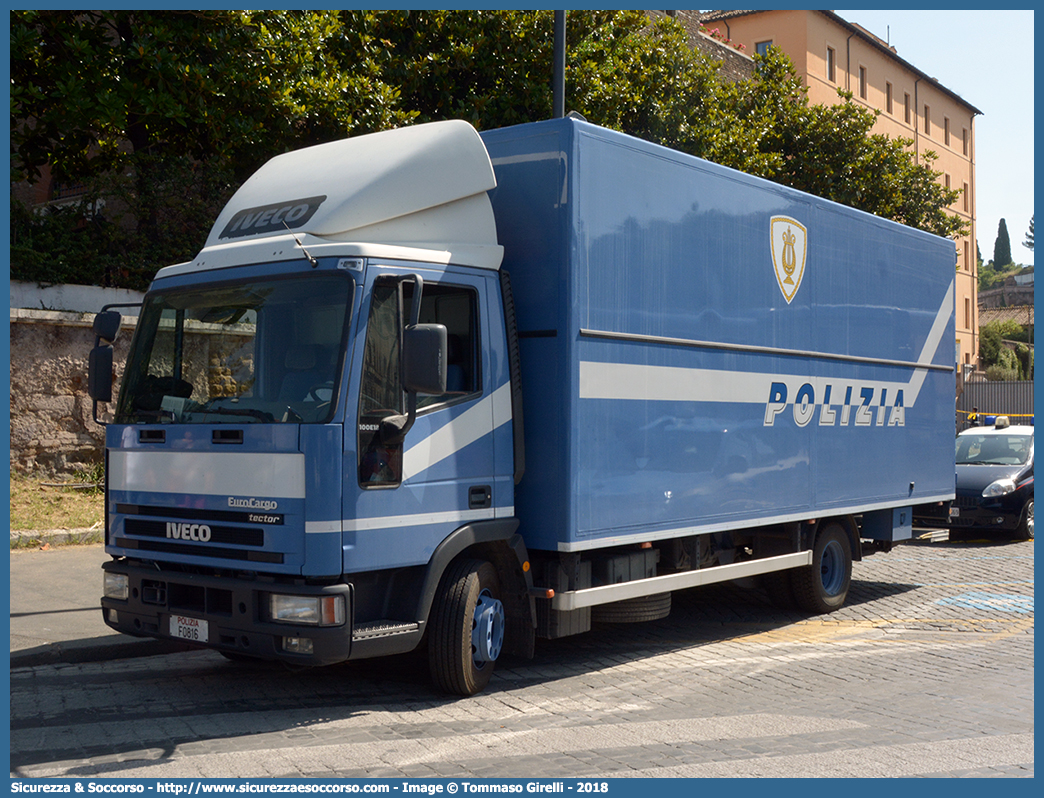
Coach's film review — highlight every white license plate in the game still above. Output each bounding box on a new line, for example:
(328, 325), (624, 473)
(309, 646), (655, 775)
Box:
(950, 507), (960, 518)
(169, 614), (209, 643)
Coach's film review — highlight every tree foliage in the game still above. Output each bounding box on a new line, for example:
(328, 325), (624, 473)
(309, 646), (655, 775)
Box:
(10, 10), (411, 184)
(705, 51), (965, 238)
(993, 218), (1013, 268)
(11, 10), (413, 289)
(10, 155), (235, 288)
(11, 10), (969, 290)
(979, 319), (1033, 380)
(1023, 215), (1034, 251)
(978, 260), (1026, 293)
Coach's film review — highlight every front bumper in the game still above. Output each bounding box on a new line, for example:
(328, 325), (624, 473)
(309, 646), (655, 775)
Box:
(947, 503), (1023, 531)
(101, 559), (353, 665)
(912, 501), (951, 527)
(916, 490), (1030, 532)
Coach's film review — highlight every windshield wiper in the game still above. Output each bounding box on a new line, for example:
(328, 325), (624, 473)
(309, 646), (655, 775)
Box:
(131, 408), (175, 422)
(199, 405), (274, 423)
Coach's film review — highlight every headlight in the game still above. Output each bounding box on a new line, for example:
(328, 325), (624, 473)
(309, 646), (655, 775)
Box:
(268, 594), (345, 626)
(982, 478), (1017, 498)
(103, 572), (129, 600)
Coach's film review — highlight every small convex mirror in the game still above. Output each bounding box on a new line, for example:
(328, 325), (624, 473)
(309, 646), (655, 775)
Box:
(93, 310), (122, 344)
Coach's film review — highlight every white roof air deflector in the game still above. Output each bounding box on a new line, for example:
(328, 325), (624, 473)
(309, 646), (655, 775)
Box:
(197, 120), (503, 270)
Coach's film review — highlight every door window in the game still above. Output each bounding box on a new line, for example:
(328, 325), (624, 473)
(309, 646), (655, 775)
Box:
(357, 278), (481, 487)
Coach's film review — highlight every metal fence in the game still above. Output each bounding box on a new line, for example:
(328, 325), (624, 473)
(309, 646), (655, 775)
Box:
(957, 381), (1035, 430)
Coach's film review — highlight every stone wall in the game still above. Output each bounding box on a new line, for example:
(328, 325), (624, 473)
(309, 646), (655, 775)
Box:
(10, 309), (136, 475)
(10, 305), (254, 475)
(978, 279), (1035, 310)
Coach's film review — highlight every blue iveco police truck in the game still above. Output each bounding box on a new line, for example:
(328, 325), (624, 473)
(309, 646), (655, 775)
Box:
(89, 117), (957, 695)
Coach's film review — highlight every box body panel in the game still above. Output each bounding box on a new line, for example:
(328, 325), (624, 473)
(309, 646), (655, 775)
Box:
(483, 120), (956, 552)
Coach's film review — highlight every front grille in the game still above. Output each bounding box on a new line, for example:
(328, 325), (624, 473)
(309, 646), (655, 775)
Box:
(125, 518), (264, 547)
(115, 536), (283, 564)
(115, 505), (287, 565)
(117, 503), (284, 526)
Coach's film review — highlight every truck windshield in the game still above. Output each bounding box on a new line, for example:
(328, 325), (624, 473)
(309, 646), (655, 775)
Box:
(115, 274), (353, 424)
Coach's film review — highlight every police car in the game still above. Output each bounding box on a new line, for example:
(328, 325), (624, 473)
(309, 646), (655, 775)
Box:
(917, 417), (1034, 540)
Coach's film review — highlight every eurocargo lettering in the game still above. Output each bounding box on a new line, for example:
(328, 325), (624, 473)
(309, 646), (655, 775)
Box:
(228, 497), (279, 511)
(89, 117), (956, 695)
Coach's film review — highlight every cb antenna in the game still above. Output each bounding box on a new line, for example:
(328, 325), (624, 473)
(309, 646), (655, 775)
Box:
(283, 222), (318, 268)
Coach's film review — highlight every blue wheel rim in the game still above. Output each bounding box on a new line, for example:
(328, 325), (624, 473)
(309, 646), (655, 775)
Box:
(472, 589), (505, 666)
(820, 539), (846, 596)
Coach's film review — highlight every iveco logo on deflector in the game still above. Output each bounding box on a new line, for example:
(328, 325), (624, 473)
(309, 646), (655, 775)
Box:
(218, 195), (326, 240)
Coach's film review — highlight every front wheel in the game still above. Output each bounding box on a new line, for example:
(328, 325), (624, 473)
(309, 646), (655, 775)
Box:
(1015, 499), (1034, 541)
(792, 522), (852, 613)
(429, 559), (505, 696)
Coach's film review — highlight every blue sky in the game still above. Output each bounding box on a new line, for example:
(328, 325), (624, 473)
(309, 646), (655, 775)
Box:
(835, 9), (1035, 266)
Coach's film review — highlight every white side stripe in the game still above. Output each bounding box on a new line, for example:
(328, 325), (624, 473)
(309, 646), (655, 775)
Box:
(906, 279), (955, 405)
(341, 506), (514, 533)
(580, 282), (954, 407)
(581, 363), (773, 404)
(402, 382), (512, 480)
(109, 451), (305, 498)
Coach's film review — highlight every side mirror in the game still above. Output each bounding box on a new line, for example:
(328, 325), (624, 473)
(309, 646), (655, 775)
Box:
(403, 323), (448, 396)
(93, 310), (122, 344)
(88, 309), (122, 417)
(88, 344), (114, 402)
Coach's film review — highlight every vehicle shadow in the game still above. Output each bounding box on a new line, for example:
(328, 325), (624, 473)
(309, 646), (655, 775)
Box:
(6, 559), (971, 778)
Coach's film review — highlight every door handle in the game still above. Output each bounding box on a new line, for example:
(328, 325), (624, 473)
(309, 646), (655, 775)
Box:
(469, 485), (492, 510)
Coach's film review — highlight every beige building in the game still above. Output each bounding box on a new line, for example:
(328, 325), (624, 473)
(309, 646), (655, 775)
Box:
(694, 10), (982, 370)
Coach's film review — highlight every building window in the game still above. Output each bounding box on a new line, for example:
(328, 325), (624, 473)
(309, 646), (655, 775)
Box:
(963, 182), (969, 212)
(964, 298), (971, 330)
(51, 181), (88, 202)
(963, 128), (969, 156)
(755, 40), (773, 57)
(886, 82), (893, 114)
(826, 47), (836, 82)
(964, 241), (971, 272)
(944, 117), (951, 146)
(924, 105), (931, 134)
(858, 66), (867, 99)
(945, 173), (951, 190)
(904, 93), (911, 124)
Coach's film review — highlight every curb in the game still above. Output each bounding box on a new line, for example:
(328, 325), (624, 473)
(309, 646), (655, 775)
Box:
(10, 528), (104, 548)
(9, 531), (197, 669)
(11, 638), (196, 669)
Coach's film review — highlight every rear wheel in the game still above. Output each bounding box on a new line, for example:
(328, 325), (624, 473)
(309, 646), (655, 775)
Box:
(429, 559), (504, 696)
(792, 522), (852, 613)
(762, 569), (797, 609)
(592, 592), (671, 623)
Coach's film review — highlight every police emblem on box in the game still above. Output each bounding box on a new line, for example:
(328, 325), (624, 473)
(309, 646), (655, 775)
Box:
(770, 216), (808, 304)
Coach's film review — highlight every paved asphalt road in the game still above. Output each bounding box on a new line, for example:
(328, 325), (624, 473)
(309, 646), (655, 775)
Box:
(8, 535), (1034, 778)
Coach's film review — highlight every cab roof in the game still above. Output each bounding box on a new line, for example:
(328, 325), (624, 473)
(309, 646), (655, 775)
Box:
(166, 120), (504, 277)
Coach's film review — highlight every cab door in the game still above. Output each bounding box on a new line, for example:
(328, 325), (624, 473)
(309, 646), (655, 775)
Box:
(344, 268), (497, 573)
